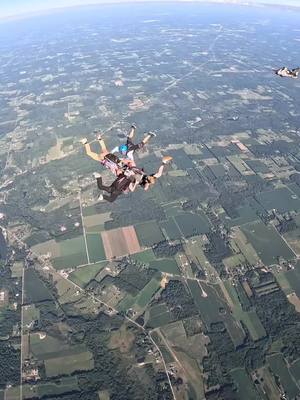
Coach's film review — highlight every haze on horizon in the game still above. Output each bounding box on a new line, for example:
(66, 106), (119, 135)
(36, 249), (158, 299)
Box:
(1, 0), (300, 20)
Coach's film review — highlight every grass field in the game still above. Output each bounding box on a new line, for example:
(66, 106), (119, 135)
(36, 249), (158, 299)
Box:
(231, 368), (261, 400)
(241, 221), (296, 266)
(130, 249), (156, 264)
(233, 227), (260, 266)
(160, 217), (183, 241)
(146, 303), (174, 328)
(276, 264), (300, 297)
(69, 261), (107, 288)
(10, 262), (23, 278)
(86, 234), (106, 262)
(148, 258), (180, 274)
(187, 280), (245, 347)
(21, 377), (79, 399)
(30, 333), (70, 360)
(174, 211), (210, 237)
(135, 274), (162, 308)
(224, 281), (266, 341)
(255, 366), (281, 400)
(24, 269), (53, 303)
(135, 220), (165, 247)
(223, 253), (246, 270)
(256, 186), (300, 213)
(45, 350), (94, 377)
(23, 304), (40, 327)
(283, 228), (300, 255)
(267, 353), (300, 399)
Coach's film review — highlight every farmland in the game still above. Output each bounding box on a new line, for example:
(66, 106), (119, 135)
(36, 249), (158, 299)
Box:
(44, 350), (94, 377)
(241, 220), (296, 266)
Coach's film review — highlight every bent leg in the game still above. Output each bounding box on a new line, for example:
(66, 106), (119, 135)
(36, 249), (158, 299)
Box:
(103, 190), (122, 203)
(127, 125), (136, 139)
(96, 177), (112, 193)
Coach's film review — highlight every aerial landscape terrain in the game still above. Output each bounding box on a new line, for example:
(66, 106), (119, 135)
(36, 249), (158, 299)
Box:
(1, 1), (300, 399)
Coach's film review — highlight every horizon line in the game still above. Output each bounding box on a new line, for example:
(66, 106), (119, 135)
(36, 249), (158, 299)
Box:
(0, 0), (299, 23)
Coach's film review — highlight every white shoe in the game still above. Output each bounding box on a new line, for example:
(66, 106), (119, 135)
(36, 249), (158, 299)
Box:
(80, 138), (88, 145)
(162, 155), (173, 165)
(149, 131), (157, 138)
(93, 172), (101, 179)
(97, 194), (104, 201)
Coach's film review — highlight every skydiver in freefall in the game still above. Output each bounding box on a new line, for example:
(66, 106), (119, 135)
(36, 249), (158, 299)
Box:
(274, 66), (300, 79)
(111, 124), (157, 164)
(80, 133), (134, 177)
(94, 155), (173, 202)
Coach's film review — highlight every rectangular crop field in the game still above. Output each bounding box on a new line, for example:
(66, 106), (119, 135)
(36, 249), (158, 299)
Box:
(146, 303), (173, 328)
(86, 234), (106, 262)
(135, 221), (165, 247)
(231, 368), (260, 400)
(45, 350), (94, 377)
(174, 212), (210, 237)
(24, 269), (53, 303)
(267, 354), (300, 399)
(148, 258), (180, 274)
(69, 262), (107, 288)
(160, 218), (182, 241)
(241, 221), (296, 266)
(101, 225), (141, 259)
(256, 187), (300, 213)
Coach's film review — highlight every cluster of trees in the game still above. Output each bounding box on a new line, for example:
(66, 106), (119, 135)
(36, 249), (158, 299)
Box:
(160, 280), (198, 320)
(153, 241), (183, 258)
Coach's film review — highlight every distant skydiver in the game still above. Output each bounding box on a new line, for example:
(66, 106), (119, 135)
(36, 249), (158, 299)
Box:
(111, 124), (157, 164)
(80, 133), (133, 176)
(274, 67), (300, 79)
(94, 155), (173, 202)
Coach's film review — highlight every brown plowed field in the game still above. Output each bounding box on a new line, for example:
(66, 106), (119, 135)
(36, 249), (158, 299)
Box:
(101, 226), (141, 259)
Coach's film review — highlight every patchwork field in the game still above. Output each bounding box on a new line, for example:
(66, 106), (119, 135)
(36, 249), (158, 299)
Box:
(145, 303), (174, 328)
(241, 220), (296, 266)
(267, 353), (300, 399)
(174, 212), (210, 237)
(101, 225), (141, 259)
(45, 350), (94, 377)
(24, 269), (53, 303)
(32, 236), (88, 269)
(69, 261), (107, 287)
(187, 280), (245, 347)
(231, 368), (260, 400)
(256, 186), (300, 213)
(135, 220), (165, 247)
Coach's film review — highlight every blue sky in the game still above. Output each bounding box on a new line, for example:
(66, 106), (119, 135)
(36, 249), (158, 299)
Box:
(1, 0), (300, 19)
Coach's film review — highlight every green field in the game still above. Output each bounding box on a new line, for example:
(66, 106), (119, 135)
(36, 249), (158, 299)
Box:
(135, 274), (162, 308)
(69, 261), (107, 287)
(225, 205), (258, 228)
(241, 221), (296, 266)
(224, 281), (266, 341)
(10, 262), (23, 278)
(130, 249), (156, 264)
(275, 266), (300, 297)
(22, 377), (79, 399)
(30, 333), (70, 360)
(256, 186), (300, 213)
(146, 303), (173, 328)
(187, 280), (245, 347)
(135, 221), (165, 247)
(267, 353), (300, 399)
(52, 253), (88, 269)
(233, 228), (260, 266)
(160, 217), (183, 241)
(23, 304), (40, 327)
(116, 294), (136, 312)
(174, 212), (210, 237)
(148, 258), (180, 274)
(24, 269), (53, 303)
(86, 234), (106, 263)
(45, 350), (94, 377)
(231, 368), (261, 400)
(283, 228), (300, 255)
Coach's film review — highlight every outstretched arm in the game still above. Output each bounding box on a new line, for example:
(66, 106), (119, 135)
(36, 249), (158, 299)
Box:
(84, 142), (103, 162)
(153, 165), (165, 179)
